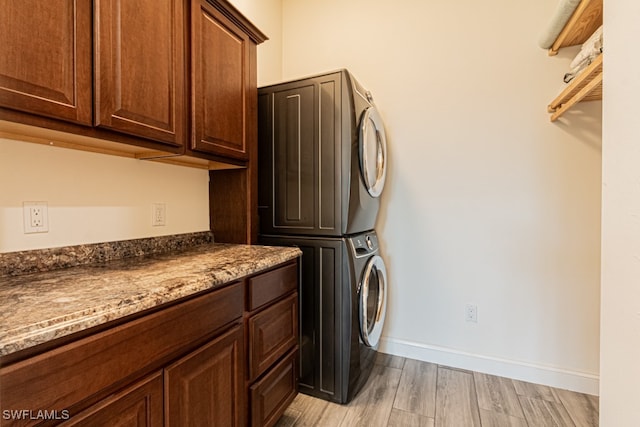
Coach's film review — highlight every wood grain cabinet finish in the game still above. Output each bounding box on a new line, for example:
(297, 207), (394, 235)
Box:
(165, 325), (245, 427)
(0, 262), (299, 427)
(94, 0), (186, 147)
(250, 348), (298, 427)
(248, 293), (299, 382)
(248, 262), (298, 311)
(190, 0), (251, 160)
(246, 261), (300, 426)
(59, 373), (163, 427)
(0, 282), (243, 427)
(0, 0), (92, 125)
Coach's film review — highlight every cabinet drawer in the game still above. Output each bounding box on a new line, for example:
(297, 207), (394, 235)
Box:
(0, 282), (243, 424)
(250, 347), (298, 427)
(248, 262), (297, 311)
(248, 293), (298, 381)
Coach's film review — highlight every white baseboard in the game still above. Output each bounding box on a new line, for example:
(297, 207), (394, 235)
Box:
(378, 336), (599, 396)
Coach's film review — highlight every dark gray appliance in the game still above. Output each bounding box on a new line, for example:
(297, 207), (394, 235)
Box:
(257, 69), (387, 237)
(259, 231), (387, 403)
(258, 70), (388, 404)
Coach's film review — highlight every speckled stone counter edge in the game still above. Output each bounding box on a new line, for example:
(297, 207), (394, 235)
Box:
(0, 231), (214, 277)
(0, 244), (302, 357)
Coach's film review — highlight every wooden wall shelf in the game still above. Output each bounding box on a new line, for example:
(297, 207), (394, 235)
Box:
(548, 54), (602, 122)
(548, 0), (603, 56)
(544, 0), (603, 121)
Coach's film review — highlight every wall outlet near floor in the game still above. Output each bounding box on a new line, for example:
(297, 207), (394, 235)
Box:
(152, 203), (166, 226)
(23, 201), (49, 234)
(465, 304), (478, 323)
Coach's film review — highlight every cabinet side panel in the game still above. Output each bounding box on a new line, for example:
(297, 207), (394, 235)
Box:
(210, 169), (249, 244)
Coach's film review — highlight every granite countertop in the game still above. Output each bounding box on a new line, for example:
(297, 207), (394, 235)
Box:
(0, 243), (301, 357)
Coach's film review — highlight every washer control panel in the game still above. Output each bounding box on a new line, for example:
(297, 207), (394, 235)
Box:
(349, 232), (378, 257)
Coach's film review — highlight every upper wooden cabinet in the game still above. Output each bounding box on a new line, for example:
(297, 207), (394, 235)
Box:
(0, 0), (93, 125)
(94, 0), (186, 147)
(0, 0), (266, 167)
(190, 0), (251, 161)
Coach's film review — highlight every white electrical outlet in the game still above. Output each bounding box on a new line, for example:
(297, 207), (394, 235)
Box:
(152, 203), (166, 226)
(465, 304), (478, 323)
(23, 202), (49, 234)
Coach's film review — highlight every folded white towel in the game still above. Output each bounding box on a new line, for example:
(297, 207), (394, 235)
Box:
(539, 0), (582, 49)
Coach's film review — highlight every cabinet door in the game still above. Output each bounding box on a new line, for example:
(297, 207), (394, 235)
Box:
(165, 325), (245, 427)
(0, 0), (92, 125)
(190, 0), (251, 160)
(94, 0), (185, 147)
(60, 373), (163, 427)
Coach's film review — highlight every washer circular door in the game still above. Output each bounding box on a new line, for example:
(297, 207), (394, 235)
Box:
(358, 254), (388, 347)
(359, 107), (387, 198)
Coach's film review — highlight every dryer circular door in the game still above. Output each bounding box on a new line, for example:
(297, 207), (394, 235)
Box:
(358, 254), (388, 347)
(359, 107), (387, 198)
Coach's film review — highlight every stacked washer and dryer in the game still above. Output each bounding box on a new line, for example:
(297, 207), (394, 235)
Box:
(257, 70), (388, 404)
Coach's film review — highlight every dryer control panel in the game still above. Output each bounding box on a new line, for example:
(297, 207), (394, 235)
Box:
(349, 232), (378, 257)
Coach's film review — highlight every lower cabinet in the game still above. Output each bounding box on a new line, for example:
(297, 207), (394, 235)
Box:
(60, 326), (245, 427)
(0, 261), (299, 427)
(165, 326), (245, 427)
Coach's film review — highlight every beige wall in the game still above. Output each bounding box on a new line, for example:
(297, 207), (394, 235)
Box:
(0, 138), (210, 252)
(600, 0), (640, 424)
(282, 0), (602, 393)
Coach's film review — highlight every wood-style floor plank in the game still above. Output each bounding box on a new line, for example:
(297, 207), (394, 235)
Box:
(393, 359), (437, 417)
(387, 408), (434, 427)
(375, 352), (406, 369)
(479, 408), (529, 427)
(276, 355), (599, 427)
(274, 410), (301, 427)
(338, 364), (402, 427)
(275, 393), (338, 427)
(513, 378), (561, 403)
(519, 395), (576, 427)
(474, 372), (525, 419)
(555, 388), (599, 427)
(435, 367), (482, 427)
